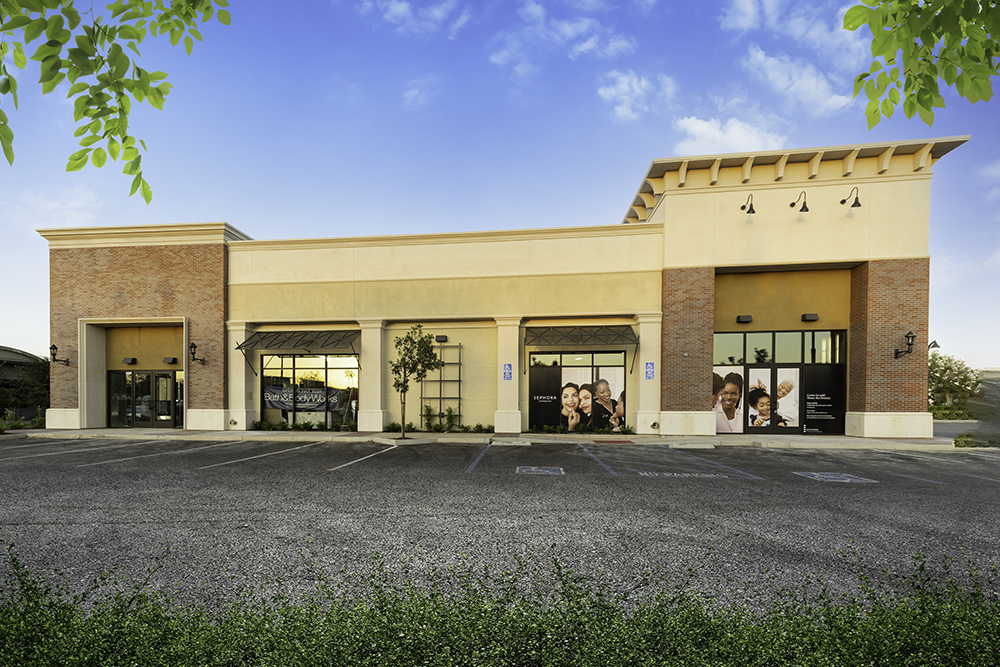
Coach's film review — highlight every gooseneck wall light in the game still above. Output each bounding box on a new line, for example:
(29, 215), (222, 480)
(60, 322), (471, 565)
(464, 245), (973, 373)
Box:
(790, 191), (809, 213)
(49, 344), (70, 366)
(840, 186), (862, 208)
(894, 331), (917, 359)
(189, 342), (206, 365)
(740, 194), (756, 214)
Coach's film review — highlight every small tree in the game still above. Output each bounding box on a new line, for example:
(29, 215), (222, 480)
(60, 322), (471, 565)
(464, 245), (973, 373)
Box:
(929, 351), (981, 407)
(389, 325), (440, 439)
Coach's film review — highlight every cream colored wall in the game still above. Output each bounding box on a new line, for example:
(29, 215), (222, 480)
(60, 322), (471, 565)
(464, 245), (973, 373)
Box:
(229, 226), (664, 323)
(715, 270), (851, 332)
(381, 322), (498, 429)
(652, 154), (932, 269)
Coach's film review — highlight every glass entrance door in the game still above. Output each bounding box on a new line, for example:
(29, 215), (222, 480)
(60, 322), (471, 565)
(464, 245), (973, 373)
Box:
(108, 370), (180, 428)
(745, 366), (802, 434)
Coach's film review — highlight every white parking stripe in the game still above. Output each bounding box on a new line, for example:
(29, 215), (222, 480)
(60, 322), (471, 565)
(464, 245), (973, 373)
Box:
(198, 442), (324, 469)
(962, 473), (1000, 483)
(77, 441), (236, 467)
(328, 445), (397, 471)
(0, 441), (148, 462)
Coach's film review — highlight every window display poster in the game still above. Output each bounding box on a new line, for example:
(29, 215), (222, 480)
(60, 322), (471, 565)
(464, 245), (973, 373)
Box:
(529, 365), (625, 431)
(802, 365), (845, 434)
(713, 366), (745, 433)
(264, 387), (341, 411)
(745, 368), (800, 429)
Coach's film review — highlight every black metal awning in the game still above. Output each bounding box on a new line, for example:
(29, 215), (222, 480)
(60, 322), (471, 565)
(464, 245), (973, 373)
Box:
(236, 330), (360, 353)
(236, 330), (361, 376)
(523, 325), (637, 347)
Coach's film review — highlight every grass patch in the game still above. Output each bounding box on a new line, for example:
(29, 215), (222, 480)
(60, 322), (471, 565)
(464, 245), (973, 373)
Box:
(2, 545), (999, 665)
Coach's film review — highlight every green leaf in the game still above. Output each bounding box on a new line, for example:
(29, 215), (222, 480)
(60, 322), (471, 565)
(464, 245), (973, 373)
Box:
(843, 4), (870, 30)
(67, 81), (88, 97)
(91, 147), (107, 168)
(73, 124), (89, 137)
(917, 105), (934, 125)
(146, 86), (164, 109)
(872, 29), (896, 58)
(184, 34), (192, 55)
(108, 136), (120, 161)
(13, 42), (26, 69)
(0, 15), (33, 32)
(44, 14), (64, 40)
(40, 69), (65, 94)
(866, 103), (881, 129)
(880, 97), (894, 118)
(129, 171), (142, 195)
(0, 126), (13, 165)
(888, 86), (900, 104)
(0, 78), (8, 95)
(79, 134), (101, 147)
(140, 177), (151, 204)
(61, 5), (81, 30)
(217, 9), (231, 26)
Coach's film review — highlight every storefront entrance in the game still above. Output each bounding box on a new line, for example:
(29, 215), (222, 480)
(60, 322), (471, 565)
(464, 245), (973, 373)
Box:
(108, 370), (184, 428)
(713, 330), (846, 435)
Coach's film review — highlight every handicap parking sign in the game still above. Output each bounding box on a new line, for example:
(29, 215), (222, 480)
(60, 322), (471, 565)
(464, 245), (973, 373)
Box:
(644, 362), (655, 380)
(503, 363), (512, 381)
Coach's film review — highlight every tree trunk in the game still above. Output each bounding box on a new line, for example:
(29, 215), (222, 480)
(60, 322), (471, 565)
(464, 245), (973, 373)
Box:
(946, 391), (953, 406)
(400, 393), (407, 439)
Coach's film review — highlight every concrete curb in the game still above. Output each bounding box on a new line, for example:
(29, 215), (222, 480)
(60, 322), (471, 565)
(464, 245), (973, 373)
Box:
(0, 428), (973, 452)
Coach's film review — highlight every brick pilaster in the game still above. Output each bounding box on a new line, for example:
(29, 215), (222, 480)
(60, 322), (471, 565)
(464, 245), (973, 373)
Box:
(661, 267), (714, 411)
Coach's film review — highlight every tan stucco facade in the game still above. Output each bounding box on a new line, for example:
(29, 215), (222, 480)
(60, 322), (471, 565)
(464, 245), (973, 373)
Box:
(40, 137), (966, 437)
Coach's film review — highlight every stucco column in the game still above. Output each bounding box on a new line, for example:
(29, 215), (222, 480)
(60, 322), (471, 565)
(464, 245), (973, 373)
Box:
(634, 313), (662, 434)
(226, 321), (256, 430)
(357, 319), (386, 432)
(494, 317), (522, 434)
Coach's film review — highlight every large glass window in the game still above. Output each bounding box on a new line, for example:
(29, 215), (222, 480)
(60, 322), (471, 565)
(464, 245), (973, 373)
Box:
(713, 333), (744, 365)
(261, 354), (359, 428)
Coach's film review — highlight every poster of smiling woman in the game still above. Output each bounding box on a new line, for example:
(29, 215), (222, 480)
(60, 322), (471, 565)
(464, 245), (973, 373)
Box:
(713, 366), (744, 433)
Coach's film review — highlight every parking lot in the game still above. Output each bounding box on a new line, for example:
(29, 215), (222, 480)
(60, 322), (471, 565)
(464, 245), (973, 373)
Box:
(1, 435), (998, 602)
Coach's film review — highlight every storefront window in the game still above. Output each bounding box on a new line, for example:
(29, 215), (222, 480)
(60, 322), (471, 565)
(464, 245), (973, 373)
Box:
(774, 332), (802, 363)
(746, 332), (772, 364)
(261, 354), (359, 427)
(528, 352), (627, 432)
(713, 333), (744, 365)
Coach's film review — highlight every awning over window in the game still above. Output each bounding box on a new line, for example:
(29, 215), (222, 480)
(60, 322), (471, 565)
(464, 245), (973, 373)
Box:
(523, 325), (638, 347)
(236, 330), (361, 353)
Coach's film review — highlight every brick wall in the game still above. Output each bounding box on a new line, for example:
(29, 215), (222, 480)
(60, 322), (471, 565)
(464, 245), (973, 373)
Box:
(661, 267), (714, 411)
(849, 258), (929, 413)
(49, 244), (229, 411)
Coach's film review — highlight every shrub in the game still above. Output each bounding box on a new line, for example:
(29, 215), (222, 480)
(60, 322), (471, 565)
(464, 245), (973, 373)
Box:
(385, 421), (401, 432)
(930, 405), (977, 420)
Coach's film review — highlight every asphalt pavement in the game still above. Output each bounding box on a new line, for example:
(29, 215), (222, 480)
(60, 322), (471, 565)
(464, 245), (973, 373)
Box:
(1, 431), (997, 610)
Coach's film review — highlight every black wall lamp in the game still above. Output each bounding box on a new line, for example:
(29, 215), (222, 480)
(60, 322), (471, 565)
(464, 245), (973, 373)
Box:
(894, 331), (917, 359)
(122, 357), (137, 365)
(740, 194), (755, 214)
(840, 186), (862, 208)
(736, 315), (753, 324)
(435, 335), (448, 342)
(189, 342), (206, 365)
(928, 340), (940, 350)
(790, 191), (809, 212)
(49, 344), (70, 366)
(163, 357), (178, 364)
(801, 313), (819, 322)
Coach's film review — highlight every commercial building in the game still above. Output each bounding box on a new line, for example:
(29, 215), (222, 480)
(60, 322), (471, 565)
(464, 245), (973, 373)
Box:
(39, 136), (966, 437)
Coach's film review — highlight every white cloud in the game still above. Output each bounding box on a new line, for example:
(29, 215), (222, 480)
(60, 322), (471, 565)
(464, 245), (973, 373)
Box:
(8, 185), (100, 230)
(490, 0), (638, 76)
(448, 6), (471, 39)
(402, 75), (438, 109)
(672, 116), (786, 155)
(742, 44), (854, 117)
(719, 0), (868, 73)
(982, 160), (1000, 201)
(597, 70), (676, 121)
(630, 0), (656, 15)
(360, 0), (466, 35)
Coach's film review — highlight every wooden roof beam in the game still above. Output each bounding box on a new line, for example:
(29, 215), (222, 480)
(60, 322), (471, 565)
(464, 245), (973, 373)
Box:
(774, 154), (789, 181)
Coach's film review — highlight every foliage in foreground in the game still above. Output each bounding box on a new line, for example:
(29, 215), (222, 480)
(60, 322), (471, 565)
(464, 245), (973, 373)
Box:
(1, 545), (999, 666)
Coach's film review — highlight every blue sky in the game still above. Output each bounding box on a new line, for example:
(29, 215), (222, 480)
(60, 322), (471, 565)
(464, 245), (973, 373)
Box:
(2, 0), (997, 369)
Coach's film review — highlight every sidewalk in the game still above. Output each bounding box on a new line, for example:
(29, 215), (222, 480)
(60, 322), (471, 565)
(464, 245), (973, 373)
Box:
(0, 428), (961, 451)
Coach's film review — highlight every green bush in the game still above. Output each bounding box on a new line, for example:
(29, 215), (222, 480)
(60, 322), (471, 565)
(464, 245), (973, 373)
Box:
(930, 405), (977, 420)
(1, 544), (999, 666)
(955, 434), (999, 448)
(385, 422), (401, 432)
